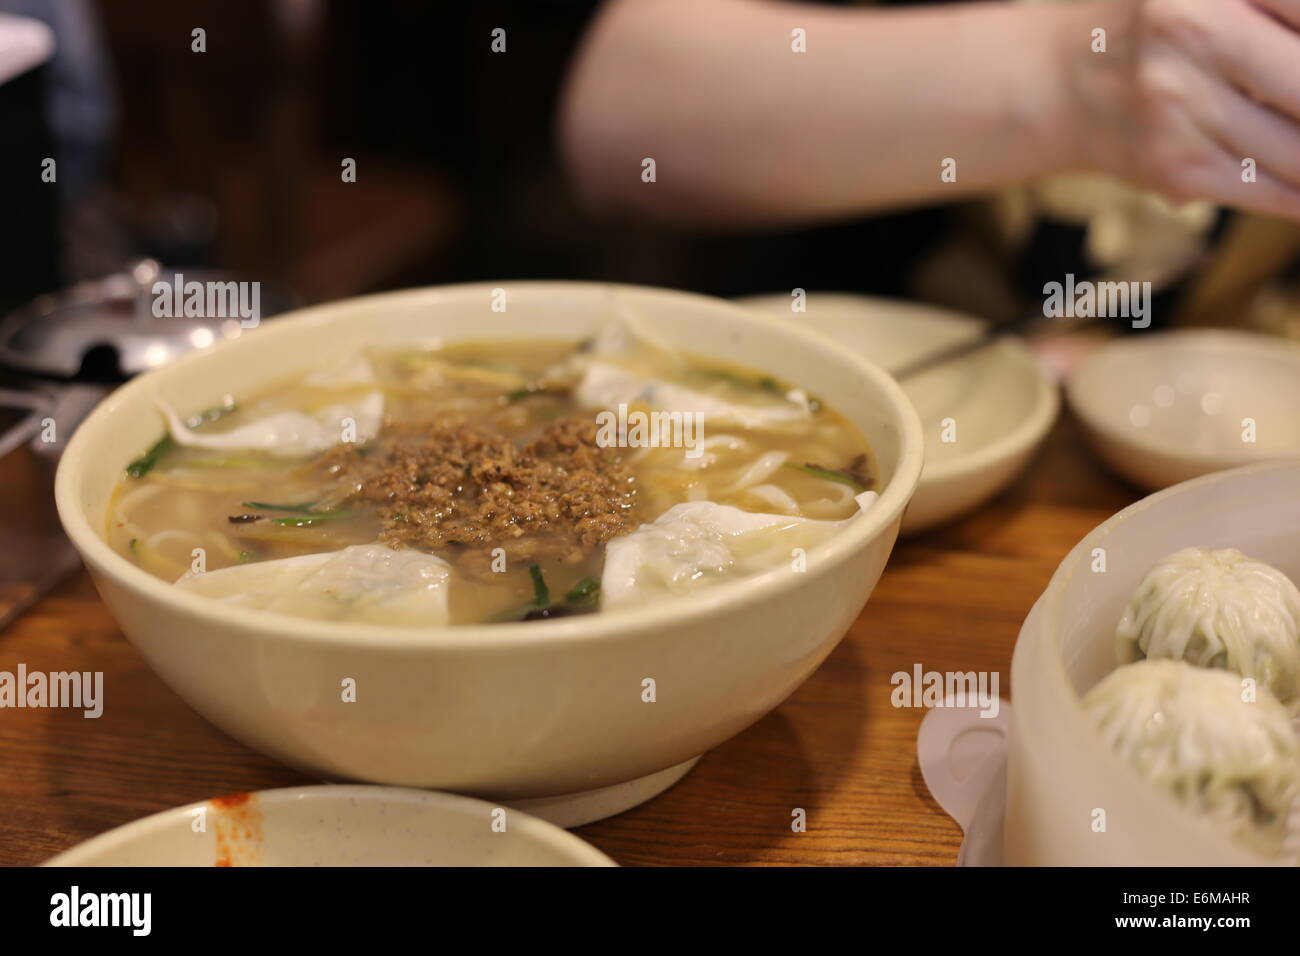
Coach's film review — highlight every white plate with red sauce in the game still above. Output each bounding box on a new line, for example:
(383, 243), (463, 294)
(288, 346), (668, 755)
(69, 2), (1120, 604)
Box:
(43, 785), (616, 867)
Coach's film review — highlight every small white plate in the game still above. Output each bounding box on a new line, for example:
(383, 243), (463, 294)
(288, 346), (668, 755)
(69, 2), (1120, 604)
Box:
(737, 293), (1058, 534)
(1067, 329), (1300, 491)
(44, 786), (616, 867)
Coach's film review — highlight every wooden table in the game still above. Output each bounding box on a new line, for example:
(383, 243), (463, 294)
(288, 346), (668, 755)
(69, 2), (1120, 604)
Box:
(0, 413), (1136, 867)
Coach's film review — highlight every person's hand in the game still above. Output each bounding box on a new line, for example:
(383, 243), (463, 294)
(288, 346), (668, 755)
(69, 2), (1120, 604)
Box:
(1078, 0), (1300, 218)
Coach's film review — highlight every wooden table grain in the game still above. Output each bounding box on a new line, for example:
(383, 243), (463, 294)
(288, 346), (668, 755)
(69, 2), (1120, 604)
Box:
(0, 413), (1136, 867)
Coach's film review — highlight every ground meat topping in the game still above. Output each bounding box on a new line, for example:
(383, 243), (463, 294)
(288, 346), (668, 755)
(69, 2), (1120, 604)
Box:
(317, 416), (638, 564)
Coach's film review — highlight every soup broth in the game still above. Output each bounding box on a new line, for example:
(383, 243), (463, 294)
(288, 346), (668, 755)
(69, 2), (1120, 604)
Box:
(109, 334), (877, 625)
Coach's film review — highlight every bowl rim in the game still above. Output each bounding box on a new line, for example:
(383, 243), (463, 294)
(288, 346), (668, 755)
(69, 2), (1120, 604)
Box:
(1022, 458), (1300, 863)
(1065, 328), (1300, 469)
(43, 784), (617, 866)
(919, 337), (1059, 483)
(56, 281), (925, 651)
(734, 291), (1059, 485)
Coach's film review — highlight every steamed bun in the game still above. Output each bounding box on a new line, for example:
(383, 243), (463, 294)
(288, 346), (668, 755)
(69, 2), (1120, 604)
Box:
(1083, 659), (1300, 856)
(1116, 547), (1300, 707)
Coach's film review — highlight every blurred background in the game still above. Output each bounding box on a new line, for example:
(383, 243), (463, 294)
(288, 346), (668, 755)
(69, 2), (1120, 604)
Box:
(5, 0), (1300, 338)
(2, 0), (969, 318)
(0, 0), (1289, 338)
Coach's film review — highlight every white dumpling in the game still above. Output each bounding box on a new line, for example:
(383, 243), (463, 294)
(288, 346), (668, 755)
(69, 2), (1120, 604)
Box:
(161, 391), (384, 458)
(175, 544), (450, 626)
(1082, 659), (1300, 857)
(301, 354), (376, 388)
(553, 314), (813, 432)
(1116, 547), (1300, 707)
(574, 361), (812, 431)
(601, 491), (877, 609)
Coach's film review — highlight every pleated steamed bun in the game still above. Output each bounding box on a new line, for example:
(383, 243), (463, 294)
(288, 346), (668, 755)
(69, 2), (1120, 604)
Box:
(1082, 659), (1300, 857)
(1116, 547), (1300, 708)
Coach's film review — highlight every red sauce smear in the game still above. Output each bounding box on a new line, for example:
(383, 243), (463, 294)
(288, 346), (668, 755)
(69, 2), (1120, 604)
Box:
(211, 791), (251, 809)
(209, 791), (263, 866)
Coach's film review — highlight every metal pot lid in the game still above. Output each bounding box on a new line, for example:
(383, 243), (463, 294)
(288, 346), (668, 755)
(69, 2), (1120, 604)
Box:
(0, 259), (289, 380)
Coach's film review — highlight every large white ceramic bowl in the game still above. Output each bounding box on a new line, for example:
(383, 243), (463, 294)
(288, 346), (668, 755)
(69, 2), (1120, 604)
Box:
(45, 786), (615, 866)
(1006, 460), (1300, 865)
(737, 293), (1057, 534)
(1067, 329), (1300, 491)
(56, 282), (924, 826)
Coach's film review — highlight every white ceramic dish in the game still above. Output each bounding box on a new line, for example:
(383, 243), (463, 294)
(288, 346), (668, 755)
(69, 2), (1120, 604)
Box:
(56, 282), (924, 826)
(737, 293), (1057, 534)
(44, 785), (615, 866)
(916, 698), (1010, 866)
(1067, 329), (1300, 491)
(1005, 460), (1300, 865)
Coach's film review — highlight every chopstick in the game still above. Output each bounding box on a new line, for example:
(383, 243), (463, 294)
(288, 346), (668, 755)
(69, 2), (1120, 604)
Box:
(888, 311), (1107, 380)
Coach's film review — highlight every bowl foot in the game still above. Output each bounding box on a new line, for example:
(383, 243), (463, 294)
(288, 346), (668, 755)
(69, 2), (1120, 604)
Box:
(505, 756), (702, 828)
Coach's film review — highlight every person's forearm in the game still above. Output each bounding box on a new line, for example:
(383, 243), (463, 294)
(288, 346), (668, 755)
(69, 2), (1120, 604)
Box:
(561, 0), (1118, 225)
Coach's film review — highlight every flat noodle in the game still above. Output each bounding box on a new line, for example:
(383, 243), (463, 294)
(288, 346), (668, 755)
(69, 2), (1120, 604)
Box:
(801, 479), (858, 519)
(205, 530), (245, 563)
(230, 522), (364, 548)
(144, 530), (208, 579)
(724, 451), (788, 493)
(115, 482), (164, 515)
(741, 483), (800, 515)
(144, 471), (270, 493)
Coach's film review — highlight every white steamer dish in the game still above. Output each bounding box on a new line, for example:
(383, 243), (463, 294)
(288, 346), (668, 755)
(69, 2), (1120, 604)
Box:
(1005, 460), (1300, 865)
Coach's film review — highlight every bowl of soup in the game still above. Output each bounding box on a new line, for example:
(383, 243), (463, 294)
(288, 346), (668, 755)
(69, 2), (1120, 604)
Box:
(55, 282), (924, 825)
